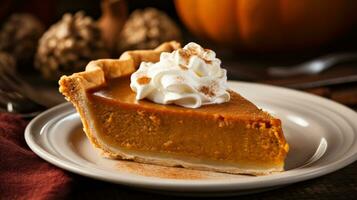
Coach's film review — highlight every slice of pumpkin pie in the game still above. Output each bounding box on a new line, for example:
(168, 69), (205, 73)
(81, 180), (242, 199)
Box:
(59, 41), (289, 175)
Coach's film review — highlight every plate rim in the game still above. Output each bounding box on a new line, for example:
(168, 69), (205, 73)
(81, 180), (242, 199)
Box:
(25, 81), (357, 193)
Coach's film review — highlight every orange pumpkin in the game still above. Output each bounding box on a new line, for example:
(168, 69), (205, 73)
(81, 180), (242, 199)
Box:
(175, 0), (357, 52)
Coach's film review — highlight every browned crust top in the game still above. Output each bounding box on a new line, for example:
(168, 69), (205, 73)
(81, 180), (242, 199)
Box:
(59, 41), (181, 93)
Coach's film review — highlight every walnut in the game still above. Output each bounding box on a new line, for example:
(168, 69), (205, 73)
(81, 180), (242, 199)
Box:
(118, 8), (181, 51)
(0, 13), (44, 67)
(35, 11), (109, 81)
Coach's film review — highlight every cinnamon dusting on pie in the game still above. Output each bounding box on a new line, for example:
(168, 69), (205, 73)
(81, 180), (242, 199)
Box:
(178, 49), (190, 64)
(199, 86), (215, 97)
(178, 48), (213, 65)
(137, 76), (151, 85)
(204, 59), (212, 64)
(179, 64), (188, 70)
(116, 160), (206, 180)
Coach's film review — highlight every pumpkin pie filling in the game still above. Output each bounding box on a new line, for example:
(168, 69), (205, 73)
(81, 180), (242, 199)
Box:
(87, 76), (287, 170)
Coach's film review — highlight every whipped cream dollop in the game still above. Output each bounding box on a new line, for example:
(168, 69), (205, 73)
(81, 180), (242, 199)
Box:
(130, 42), (230, 108)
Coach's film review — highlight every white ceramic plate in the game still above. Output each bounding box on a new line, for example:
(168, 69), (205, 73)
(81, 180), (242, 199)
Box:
(25, 81), (357, 196)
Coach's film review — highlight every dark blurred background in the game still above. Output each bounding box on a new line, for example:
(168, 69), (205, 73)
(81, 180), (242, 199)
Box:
(0, 0), (180, 27)
(3, 0), (357, 57)
(1, 0), (357, 107)
(3, 0), (357, 54)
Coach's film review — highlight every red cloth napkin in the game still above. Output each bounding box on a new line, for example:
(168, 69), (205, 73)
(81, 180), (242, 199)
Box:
(0, 113), (72, 200)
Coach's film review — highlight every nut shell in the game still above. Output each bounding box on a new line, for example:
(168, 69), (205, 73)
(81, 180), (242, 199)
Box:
(118, 8), (181, 51)
(35, 11), (109, 81)
(0, 13), (44, 67)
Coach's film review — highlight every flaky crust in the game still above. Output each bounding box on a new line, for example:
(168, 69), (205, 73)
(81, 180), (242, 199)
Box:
(59, 41), (286, 176)
(59, 41), (181, 93)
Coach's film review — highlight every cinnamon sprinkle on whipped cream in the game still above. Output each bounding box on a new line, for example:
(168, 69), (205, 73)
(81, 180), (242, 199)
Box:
(136, 76), (151, 85)
(130, 42), (230, 108)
